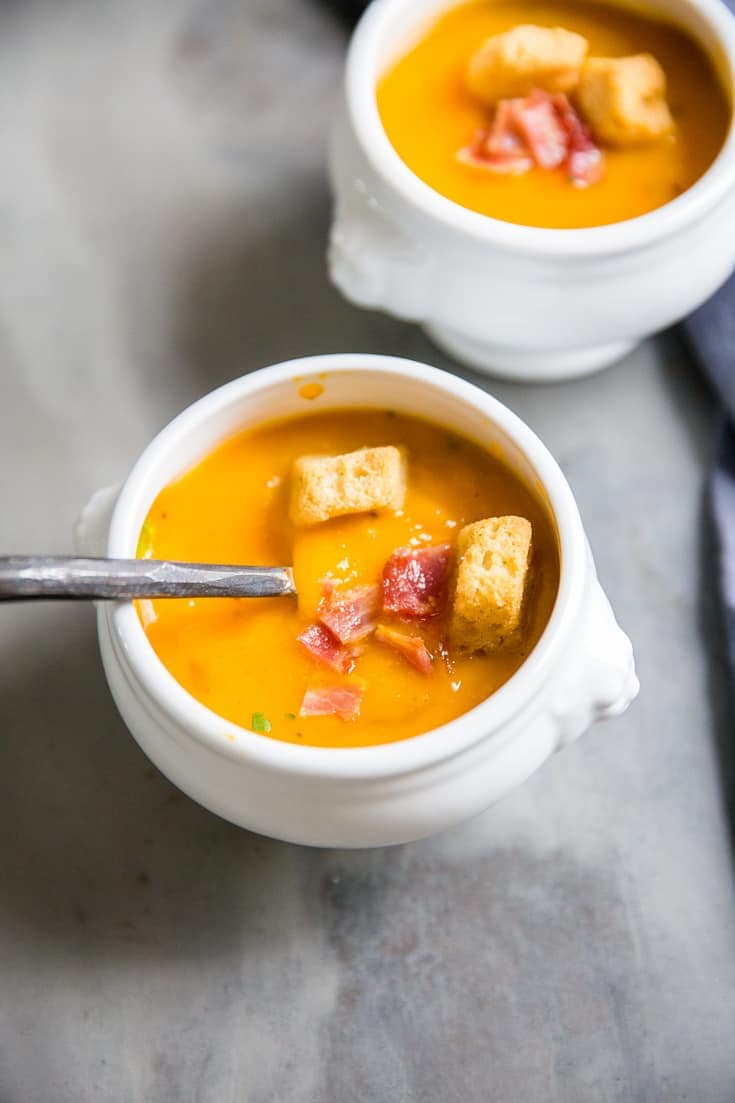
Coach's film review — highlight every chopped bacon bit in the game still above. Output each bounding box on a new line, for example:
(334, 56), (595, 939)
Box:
(317, 582), (380, 645)
(458, 101), (533, 175)
(457, 140), (533, 175)
(299, 683), (363, 721)
(382, 544), (453, 619)
(298, 623), (357, 674)
(375, 625), (433, 675)
(511, 89), (568, 169)
(552, 93), (604, 187)
(458, 89), (604, 187)
(484, 100), (526, 157)
(567, 142), (604, 188)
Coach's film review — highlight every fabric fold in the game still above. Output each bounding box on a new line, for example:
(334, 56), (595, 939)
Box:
(685, 273), (735, 674)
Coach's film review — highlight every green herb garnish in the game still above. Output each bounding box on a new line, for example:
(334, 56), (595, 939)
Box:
(285, 712), (296, 721)
(252, 712), (272, 733)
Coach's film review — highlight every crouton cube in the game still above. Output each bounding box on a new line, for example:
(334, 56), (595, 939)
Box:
(467, 25), (589, 105)
(576, 54), (674, 146)
(290, 446), (407, 526)
(450, 516), (532, 653)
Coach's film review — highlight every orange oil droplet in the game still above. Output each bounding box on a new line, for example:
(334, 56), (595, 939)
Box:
(298, 382), (325, 400)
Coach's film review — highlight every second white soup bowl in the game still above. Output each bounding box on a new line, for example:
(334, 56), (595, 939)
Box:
(329, 0), (735, 381)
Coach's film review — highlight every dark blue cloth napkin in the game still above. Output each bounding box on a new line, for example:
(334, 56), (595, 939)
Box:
(684, 0), (735, 663)
(685, 277), (735, 672)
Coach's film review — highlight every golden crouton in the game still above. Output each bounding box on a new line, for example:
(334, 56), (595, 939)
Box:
(467, 25), (589, 105)
(450, 516), (532, 653)
(290, 446), (407, 526)
(576, 54), (674, 146)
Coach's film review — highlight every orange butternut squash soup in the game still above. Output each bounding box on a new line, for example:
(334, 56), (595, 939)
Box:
(377, 1), (730, 228)
(136, 410), (560, 748)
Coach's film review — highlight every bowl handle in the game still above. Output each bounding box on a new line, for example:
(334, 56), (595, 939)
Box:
(548, 566), (639, 751)
(74, 485), (120, 557)
(328, 108), (434, 321)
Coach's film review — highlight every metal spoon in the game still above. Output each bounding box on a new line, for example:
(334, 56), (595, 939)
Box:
(0, 557), (296, 601)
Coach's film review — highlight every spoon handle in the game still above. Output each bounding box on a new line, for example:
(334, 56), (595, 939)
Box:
(0, 557), (296, 601)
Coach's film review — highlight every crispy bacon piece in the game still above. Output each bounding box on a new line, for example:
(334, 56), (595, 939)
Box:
(317, 582), (380, 645)
(457, 141), (533, 175)
(298, 623), (357, 675)
(511, 89), (568, 169)
(484, 100), (526, 157)
(382, 544), (453, 619)
(375, 625), (433, 675)
(457, 101), (533, 175)
(458, 89), (604, 186)
(553, 93), (604, 187)
(567, 142), (604, 188)
(299, 683), (363, 721)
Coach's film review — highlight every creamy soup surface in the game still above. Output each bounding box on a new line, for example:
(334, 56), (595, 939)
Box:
(137, 409), (560, 748)
(377, 0), (730, 228)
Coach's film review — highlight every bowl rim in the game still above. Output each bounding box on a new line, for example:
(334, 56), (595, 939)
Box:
(107, 353), (587, 781)
(345, 0), (735, 257)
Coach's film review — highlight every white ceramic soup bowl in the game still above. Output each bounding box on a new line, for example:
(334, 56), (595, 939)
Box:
(77, 354), (638, 847)
(329, 0), (735, 381)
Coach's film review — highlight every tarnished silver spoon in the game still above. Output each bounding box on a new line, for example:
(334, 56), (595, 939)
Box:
(0, 557), (296, 601)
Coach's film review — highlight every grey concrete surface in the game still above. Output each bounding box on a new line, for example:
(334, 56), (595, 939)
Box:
(0, 1), (734, 1100)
